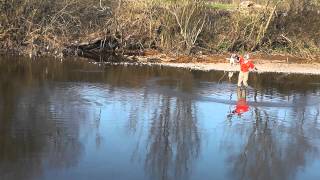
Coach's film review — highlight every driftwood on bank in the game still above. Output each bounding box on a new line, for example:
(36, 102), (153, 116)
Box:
(63, 35), (145, 61)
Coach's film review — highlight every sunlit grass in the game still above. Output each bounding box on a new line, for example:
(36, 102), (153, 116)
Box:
(209, 3), (237, 10)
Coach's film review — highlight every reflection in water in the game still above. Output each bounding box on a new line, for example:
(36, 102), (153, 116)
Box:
(228, 88), (249, 118)
(223, 94), (320, 180)
(0, 56), (320, 180)
(0, 57), (101, 180)
(144, 93), (200, 180)
(0, 82), (101, 180)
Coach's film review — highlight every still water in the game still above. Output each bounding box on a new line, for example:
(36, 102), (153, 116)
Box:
(0, 56), (320, 180)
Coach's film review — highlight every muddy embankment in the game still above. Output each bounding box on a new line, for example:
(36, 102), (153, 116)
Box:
(80, 49), (319, 75)
(61, 0), (320, 75)
(133, 50), (320, 75)
(1, 0), (320, 74)
(62, 35), (320, 75)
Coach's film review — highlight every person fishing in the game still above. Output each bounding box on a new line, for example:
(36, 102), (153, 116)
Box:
(237, 53), (257, 88)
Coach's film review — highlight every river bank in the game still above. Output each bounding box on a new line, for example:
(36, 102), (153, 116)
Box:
(1, 49), (319, 75)
(2, 0), (319, 63)
(118, 51), (320, 75)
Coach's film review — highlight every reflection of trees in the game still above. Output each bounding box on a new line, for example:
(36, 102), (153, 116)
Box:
(145, 96), (200, 180)
(1, 56), (320, 180)
(228, 108), (285, 180)
(0, 89), (85, 180)
(122, 74), (201, 180)
(0, 58), (100, 180)
(103, 63), (202, 180)
(111, 65), (320, 180)
(223, 93), (320, 180)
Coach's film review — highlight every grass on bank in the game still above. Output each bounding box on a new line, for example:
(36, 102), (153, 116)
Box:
(209, 3), (237, 10)
(0, 0), (319, 60)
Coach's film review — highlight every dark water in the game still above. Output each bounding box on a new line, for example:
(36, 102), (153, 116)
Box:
(0, 56), (320, 180)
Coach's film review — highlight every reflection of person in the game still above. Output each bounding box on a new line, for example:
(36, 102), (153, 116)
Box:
(233, 88), (249, 115)
(228, 88), (249, 117)
(237, 54), (256, 88)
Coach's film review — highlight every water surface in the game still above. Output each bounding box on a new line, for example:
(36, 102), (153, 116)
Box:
(0, 56), (320, 180)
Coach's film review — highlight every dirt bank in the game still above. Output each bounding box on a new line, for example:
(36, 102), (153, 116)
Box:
(122, 50), (320, 75)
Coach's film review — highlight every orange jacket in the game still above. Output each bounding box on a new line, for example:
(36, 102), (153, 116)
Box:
(239, 57), (254, 72)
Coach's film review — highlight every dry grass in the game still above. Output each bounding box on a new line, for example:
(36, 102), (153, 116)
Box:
(0, 0), (319, 60)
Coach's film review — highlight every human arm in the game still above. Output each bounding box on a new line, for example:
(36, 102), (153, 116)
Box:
(238, 56), (244, 64)
(249, 61), (255, 71)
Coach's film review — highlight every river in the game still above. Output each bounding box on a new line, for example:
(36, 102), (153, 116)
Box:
(0, 55), (320, 180)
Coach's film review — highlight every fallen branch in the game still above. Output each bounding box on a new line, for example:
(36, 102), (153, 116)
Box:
(280, 34), (292, 43)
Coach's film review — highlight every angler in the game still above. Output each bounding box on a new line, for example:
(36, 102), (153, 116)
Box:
(237, 54), (257, 88)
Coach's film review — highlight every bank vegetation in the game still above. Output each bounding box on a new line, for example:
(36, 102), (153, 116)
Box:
(0, 0), (319, 60)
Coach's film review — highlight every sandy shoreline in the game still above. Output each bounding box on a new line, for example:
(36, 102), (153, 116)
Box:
(135, 62), (320, 75)
(121, 53), (320, 75)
